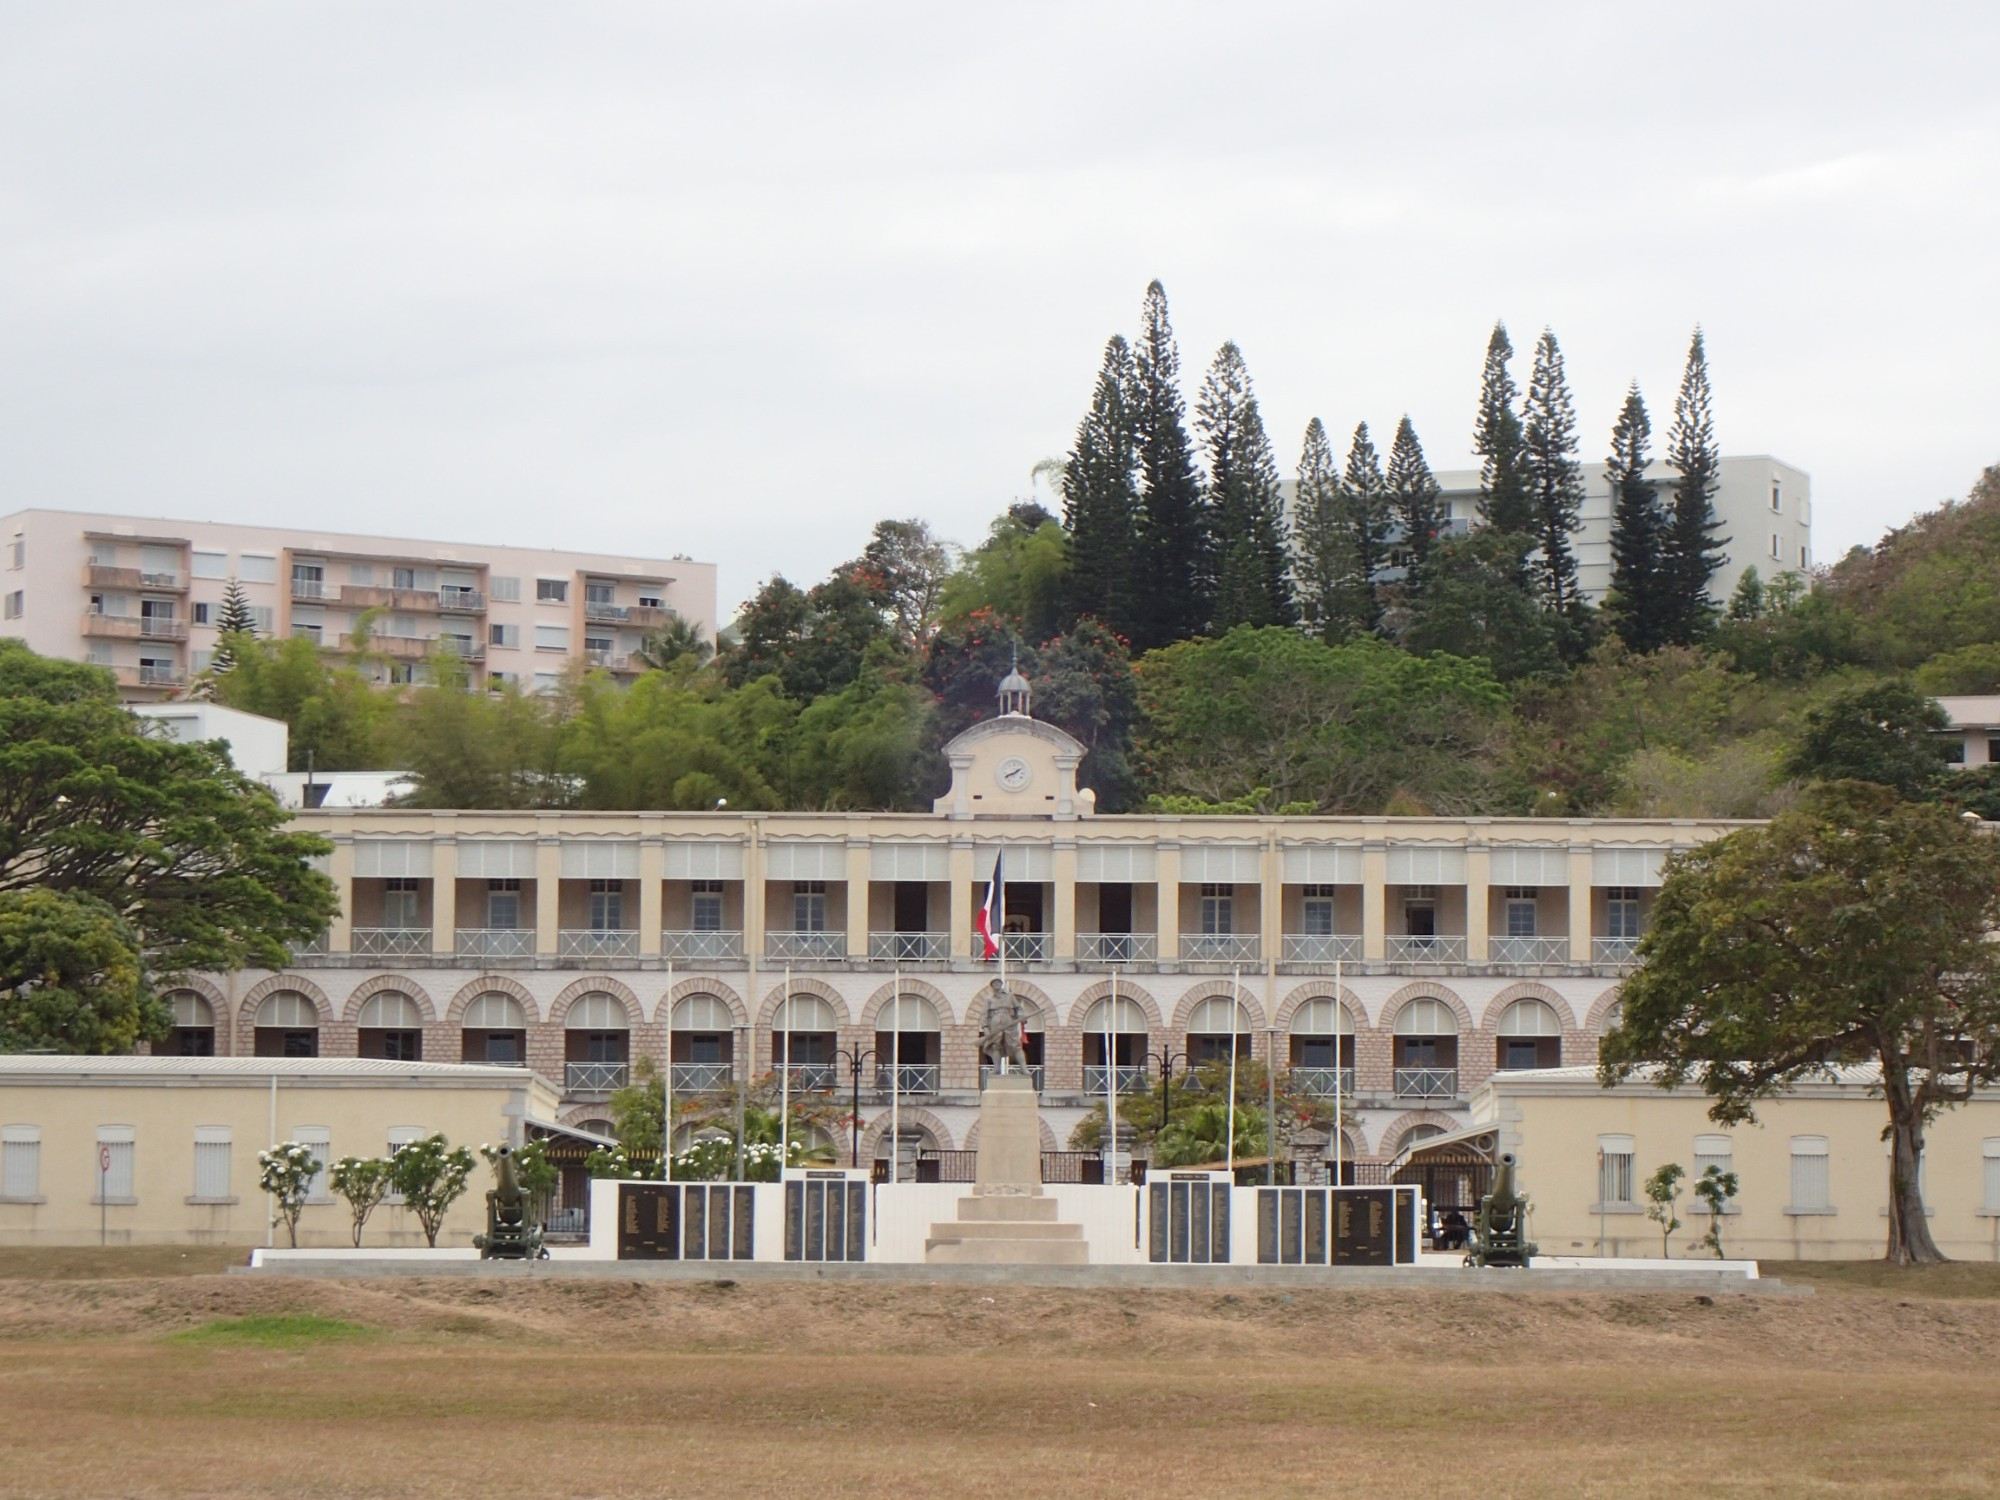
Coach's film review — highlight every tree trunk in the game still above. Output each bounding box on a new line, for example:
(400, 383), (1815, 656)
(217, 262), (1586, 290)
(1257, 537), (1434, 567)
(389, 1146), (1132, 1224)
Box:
(1883, 1075), (1946, 1264)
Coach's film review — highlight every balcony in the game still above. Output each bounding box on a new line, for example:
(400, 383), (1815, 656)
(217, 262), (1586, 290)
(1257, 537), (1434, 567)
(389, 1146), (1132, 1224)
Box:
(351, 927), (432, 959)
(1291, 1066), (1357, 1099)
(436, 636), (484, 662)
(1282, 934), (1364, 966)
(132, 664), (186, 688)
(661, 930), (746, 963)
(980, 1064), (1046, 1091)
(84, 564), (186, 592)
(669, 1062), (733, 1093)
(456, 929), (535, 962)
(342, 584), (450, 613)
(780, 1063), (838, 1091)
(875, 1063), (941, 1094)
(1488, 936), (1570, 970)
(1386, 935), (1468, 966)
(1594, 936), (1641, 969)
(565, 1062), (629, 1096)
(83, 610), (188, 641)
(341, 632), (436, 661)
(584, 650), (636, 673)
(290, 578), (339, 602)
(1181, 933), (1261, 965)
(766, 931), (846, 963)
(1076, 932), (1157, 966)
(1393, 1067), (1459, 1101)
(583, 601), (670, 629)
(869, 931), (948, 965)
(999, 931), (1049, 963)
(1083, 1065), (1151, 1095)
(558, 929), (639, 962)
(438, 586), (485, 613)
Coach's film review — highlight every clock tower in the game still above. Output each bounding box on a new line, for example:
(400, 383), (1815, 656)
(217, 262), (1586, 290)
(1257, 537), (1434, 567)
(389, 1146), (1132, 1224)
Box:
(931, 664), (1095, 821)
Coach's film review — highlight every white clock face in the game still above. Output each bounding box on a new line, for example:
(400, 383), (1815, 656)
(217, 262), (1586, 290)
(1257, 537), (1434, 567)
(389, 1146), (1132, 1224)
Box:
(996, 756), (1032, 792)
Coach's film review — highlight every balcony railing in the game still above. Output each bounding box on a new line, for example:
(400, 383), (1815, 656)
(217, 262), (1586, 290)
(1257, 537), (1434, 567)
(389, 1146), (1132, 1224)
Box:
(84, 563), (185, 591)
(83, 610), (187, 641)
(1076, 932), (1156, 965)
(999, 931), (1049, 963)
(136, 664), (186, 687)
(1083, 1065), (1151, 1094)
(456, 928), (535, 962)
(557, 929), (639, 961)
(1386, 935), (1468, 965)
(661, 930), (745, 962)
(1489, 936), (1570, 968)
(980, 1064), (1046, 1091)
(869, 931), (948, 964)
(583, 600), (631, 623)
(670, 1062), (733, 1093)
(779, 1063), (838, 1091)
(565, 1062), (629, 1095)
(584, 650), (634, 672)
(875, 1063), (941, 1094)
(1181, 933), (1261, 964)
(1594, 936), (1641, 967)
(1282, 934), (1364, 966)
(437, 587), (484, 613)
(291, 578), (338, 602)
(1291, 1066), (1358, 1098)
(1393, 1067), (1459, 1101)
(351, 927), (431, 958)
(436, 636), (483, 661)
(766, 931), (846, 962)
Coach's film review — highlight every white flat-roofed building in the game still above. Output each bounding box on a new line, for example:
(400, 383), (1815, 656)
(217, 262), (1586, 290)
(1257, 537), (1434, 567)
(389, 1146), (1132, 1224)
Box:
(1934, 697), (2000, 769)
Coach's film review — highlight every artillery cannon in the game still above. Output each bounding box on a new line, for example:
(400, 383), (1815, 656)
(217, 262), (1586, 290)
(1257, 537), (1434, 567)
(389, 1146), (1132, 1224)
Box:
(473, 1145), (548, 1260)
(1464, 1151), (1537, 1269)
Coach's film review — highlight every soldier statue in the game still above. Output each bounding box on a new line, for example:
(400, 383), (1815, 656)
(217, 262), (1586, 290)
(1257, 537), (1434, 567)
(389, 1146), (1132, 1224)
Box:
(976, 977), (1029, 1074)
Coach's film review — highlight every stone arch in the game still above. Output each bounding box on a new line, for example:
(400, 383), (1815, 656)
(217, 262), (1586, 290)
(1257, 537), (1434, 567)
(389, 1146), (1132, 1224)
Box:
(757, 974), (851, 1028)
(1064, 978), (1162, 1030)
(962, 1116), (1060, 1152)
(558, 1104), (620, 1133)
(550, 976), (641, 1028)
(1169, 978), (1268, 1030)
(1378, 1109), (1462, 1158)
(341, 974), (438, 1024)
(1384, 981), (1474, 1034)
(239, 974), (333, 1026)
(858, 1106), (955, 1157)
(859, 977), (953, 1030)
(661, 976), (748, 1028)
(1585, 984), (1626, 1035)
(446, 974), (541, 1026)
(1483, 981), (1578, 1031)
(162, 973), (231, 1024)
(1275, 979), (1364, 1031)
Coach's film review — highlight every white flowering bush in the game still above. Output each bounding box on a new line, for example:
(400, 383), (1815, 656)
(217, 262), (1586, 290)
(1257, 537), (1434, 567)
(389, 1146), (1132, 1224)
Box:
(257, 1141), (322, 1248)
(387, 1134), (478, 1247)
(328, 1155), (394, 1248)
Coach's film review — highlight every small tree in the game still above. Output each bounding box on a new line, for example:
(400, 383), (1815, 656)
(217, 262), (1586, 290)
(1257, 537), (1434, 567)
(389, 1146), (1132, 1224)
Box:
(1643, 1162), (1685, 1257)
(1694, 1164), (1740, 1259)
(389, 1134), (477, 1248)
(257, 1141), (322, 1248)
(328, 1155), (394, 1248)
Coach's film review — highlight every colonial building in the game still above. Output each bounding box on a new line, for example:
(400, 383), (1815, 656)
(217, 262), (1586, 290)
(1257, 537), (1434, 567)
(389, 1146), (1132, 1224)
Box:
(149, 676), (1744, 1181)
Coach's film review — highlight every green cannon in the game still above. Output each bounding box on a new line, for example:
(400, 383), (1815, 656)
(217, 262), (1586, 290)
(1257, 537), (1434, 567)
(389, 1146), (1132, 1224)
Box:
(473, 1145), (547, 1261)
(1464, 1151), (1537, 1269)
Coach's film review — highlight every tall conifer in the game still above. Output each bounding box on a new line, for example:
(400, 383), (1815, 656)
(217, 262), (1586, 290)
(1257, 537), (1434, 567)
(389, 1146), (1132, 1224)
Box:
(1521, 328), (1586, 623)
(1663, 326), (1728, 645)
(1605, 383), (1671, 654)
(1062, 335), (1139, 638)
(1473, 322), (1534, 536)
(1385, 416), (1445, 599)
(1336, 422), (1392, 635)
(1196, 342), (1294, 630)
(1291, 419), (1346, 641)
(1127, 280), (1209, 649)
(208, 577), (257, 677)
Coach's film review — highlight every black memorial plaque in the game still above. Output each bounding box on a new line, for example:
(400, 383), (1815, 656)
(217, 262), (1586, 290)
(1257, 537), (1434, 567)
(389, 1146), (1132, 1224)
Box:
(1331, 1186), (1394, 1266)
(617, 1183), (679, 1260)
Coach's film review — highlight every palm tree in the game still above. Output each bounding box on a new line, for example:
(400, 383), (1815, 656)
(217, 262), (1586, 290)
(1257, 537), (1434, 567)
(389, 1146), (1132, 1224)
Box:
(635, 617), (713, 671)
(1153, 1101), (1267, 1167)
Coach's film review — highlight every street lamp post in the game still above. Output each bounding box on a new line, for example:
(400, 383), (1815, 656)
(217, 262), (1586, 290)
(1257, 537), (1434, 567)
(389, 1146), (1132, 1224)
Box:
(831, 1042), (877, 1168)
(1145, 1046), (1190, 1167)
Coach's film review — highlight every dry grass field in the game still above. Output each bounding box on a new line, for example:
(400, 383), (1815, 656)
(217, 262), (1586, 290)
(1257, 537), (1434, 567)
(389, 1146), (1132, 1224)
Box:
(1, 1250), (1998, 1499)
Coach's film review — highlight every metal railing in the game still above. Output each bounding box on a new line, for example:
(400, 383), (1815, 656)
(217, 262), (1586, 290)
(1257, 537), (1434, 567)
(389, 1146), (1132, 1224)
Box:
(1282, 934), (1364, 965)
(1393, 1067), (1459, 1101)
(438, 587), (484, 612)
(661, 930), (746, 962)
(137, 664), (186, 687)
(351, 927), (431, 958)
(1076, 932), (1156, 965)
(565, 1062), (629, 1094)
(1291, 1066), (1358, 1098)
(999, 931), (1049, 963)
(436, 636), (483, 660)
(1489, 936), (1570, 968)
(291, 579), (337, 601)
(765, 931), (846, 962)
(1083, 1064), (1151, 1094)
(670, 1062), (733, 1092)
(779, 1063), (838, 1091)
(583, 600), (631, 622)
(557, 929), (639, 961)
(455, 928), (535, 961)
(1182, 933), (1261, 964)
(1594, 936), (1641, 967)
(980, 1064), (1046, 1091)
(869, 931), (948, 963)
(1386, 934), (1468, 964)
(875, 1063), (941, 1094)
(140, 616), (187, 639)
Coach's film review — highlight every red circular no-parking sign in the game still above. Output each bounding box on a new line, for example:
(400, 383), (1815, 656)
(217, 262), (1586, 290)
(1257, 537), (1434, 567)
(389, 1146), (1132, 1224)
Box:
(99, 1146), (111, 1173)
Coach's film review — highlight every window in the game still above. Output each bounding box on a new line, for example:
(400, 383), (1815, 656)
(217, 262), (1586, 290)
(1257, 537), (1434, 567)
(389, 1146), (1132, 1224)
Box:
(1504, 887), (1537, 937)
(385, 1127), (425, 1203)
(692, 879), (724, 933)
(1403, 885), (1437, 937)
(2, 591), (20, 620)
(488, 623), (519, 648)
(793, 880), (827, 933)
(534, 625), (570, 651)
(486, 670), (515, 691)
(357, 992), (424, 1061)
(585, 580), (616, 605)
(238, 554), (276, 584)
(532, 672), (561, 694)
(7, 536), (23, 570)
(255, 991), (320, 1057)
(1789, 1136), (1831, 1212)
(1693, 1134), (1733, 1208)
(295, 1127), (333, 1202)
(638, 591), (664, 609)
(95, 1126), (136, 1202)
(190, 549), (225, 579)
(1301, 884), (1336, 936)
(490, 576), (520, 603)
(248, 605), (274, 632)
(536, 578), (568, 604)
(86, 643), (114, 666)
(191, 1126), (232, 1201)
(1598, 1134), (1635, 1206)
(1, 1127), (40, 1200)
(1605, 887), (1642, 939)
(1770, 533), (1783, 561)
(487, 879), (521, 929)
(347, 563), (375, 586)
(584, 634), (613, 656)
(191, 649), (214, 673)
(588, 879), (624, 931)
(1800, 545), (1809, 570)
(382, 877), (421, 929)
(191, 601), (211, 625)
(164, 991), (216, 1057)
(393, 567), (417, 591)
(1985, 1140), (2000, 1216)
(1771, 478), (1783, 513)
(1200, 883), (1233, 935)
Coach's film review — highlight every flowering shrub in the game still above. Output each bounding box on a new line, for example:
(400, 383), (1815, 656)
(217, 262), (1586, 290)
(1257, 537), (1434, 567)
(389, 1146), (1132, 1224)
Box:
(257, 1141), (322, 1248)
(328, 1156), (394, 1247)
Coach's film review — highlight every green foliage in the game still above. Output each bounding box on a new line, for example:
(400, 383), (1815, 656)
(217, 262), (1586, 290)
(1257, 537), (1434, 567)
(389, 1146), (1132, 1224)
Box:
(1473, 322), (1535, 537)
(1335, 422), (1392, 637)
(1694, 1164), (1739, 1259)
(1196, 341), (1294, 630)
(1143, 787), (1316, 816)
(209, 632), (393, 771)
(0, 890), (157, 1053)
(257, 1141), (323, 1249)
(634, 617), (714, 671)
(1061, 336), (1141, 641)
(1291, 417), (1348, 643)
(389, 655), (570, 808)
(387, 1135), (477, 1249)
(477, 1139), (558, 1203)
(1782, 679), (1950, 797)
(1401, 529), (1563, 683)
(1642, 1162), (1684, 1258)
(1127, 280), (1210, 650)
(1663, 327), (1727, 644)
(1605, 384), (1674, 655)
(1823, 465), (2000, 669)
(328, 1156), (394, 1248)
(1384, 416), (1445, 599)
(849, 518), (954, 647)
(1913, 642), (2000, 696)
(721, 572), (902, 702)
(591, 1058), (847, 1181)
(1926, 763), (2000, 822)
(942, 502), (1070, 643)
(1522, 327), (1585, 627)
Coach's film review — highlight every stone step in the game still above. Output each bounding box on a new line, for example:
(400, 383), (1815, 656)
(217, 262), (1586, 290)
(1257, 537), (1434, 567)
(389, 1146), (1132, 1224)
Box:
(957, 1196), (1060, 1223)
(927, 1220), (1084, 1241)
(925, 1237), (1091, 1265)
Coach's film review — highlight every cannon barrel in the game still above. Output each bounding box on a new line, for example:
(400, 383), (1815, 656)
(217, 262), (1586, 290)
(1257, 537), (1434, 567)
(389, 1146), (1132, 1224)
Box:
(1489, 1151), (1521, 1207)
(493, 1145), (524, 1207)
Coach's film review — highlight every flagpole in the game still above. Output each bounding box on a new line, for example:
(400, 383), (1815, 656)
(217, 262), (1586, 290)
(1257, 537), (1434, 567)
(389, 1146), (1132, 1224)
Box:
(890, 962), (902, 1181)
(662, 959), (674, 1182)
(991, 850), (1008, 1075)
(1105, 966), (1117, 1181)
(1334, 952), (1344, 1188)
(1226, 967), (1241, 1177)
(779, 963), (792, 1180)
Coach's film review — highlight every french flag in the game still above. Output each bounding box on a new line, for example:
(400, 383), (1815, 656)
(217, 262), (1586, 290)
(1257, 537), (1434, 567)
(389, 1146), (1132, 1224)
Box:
(977, 850), (1003, 961)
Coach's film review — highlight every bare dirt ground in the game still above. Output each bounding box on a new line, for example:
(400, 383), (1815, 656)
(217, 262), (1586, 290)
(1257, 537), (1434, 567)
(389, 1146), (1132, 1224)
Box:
(2, 1250), (1998, 1499)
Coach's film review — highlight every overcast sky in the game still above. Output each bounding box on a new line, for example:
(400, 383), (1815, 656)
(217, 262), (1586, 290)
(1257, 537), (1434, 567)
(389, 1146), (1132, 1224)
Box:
(3, 4), (1995, 617)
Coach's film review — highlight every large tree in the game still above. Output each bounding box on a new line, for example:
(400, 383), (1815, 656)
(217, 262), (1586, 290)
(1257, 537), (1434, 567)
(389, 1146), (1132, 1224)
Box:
(720, 572), (899, 701)
(1061, 336), (1139, 638)
(1127, 281), (1210, 649)
(1195, 341), (1293, 631)
(1663, 326), (1728, 645)
(1783, 680), (1952, 798)
(1601, 783), (2000, 1263)
(940, 501), (1070, 645)
(207, 577), (257, 678)
(1384, 415), (1446, 599)
(0, 643), (337, 1052)
(1605, 383), (1673, 654)
(1521, 327), (1586, 624)
(1473, 322), (1535, 537)
(850, 519), (953, 648)
(1290, 418), (1347, 642)
(1335, 422), (1393, 636)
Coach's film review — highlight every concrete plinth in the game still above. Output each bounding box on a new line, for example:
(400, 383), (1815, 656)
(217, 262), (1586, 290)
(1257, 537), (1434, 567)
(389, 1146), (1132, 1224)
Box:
(926, 1074), (1090, 1265)
(972, 1072), (1043, 1196)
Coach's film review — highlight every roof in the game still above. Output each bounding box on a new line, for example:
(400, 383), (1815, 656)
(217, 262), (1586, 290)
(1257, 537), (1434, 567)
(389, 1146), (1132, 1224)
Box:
(1935, 696), (2000, 729)
(1472, 1061), (1936, 1099)
(0, 1055), (551, 1088)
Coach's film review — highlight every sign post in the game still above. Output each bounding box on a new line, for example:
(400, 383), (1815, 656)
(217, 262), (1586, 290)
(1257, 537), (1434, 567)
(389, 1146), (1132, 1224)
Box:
(98, 1145), (111, 1247)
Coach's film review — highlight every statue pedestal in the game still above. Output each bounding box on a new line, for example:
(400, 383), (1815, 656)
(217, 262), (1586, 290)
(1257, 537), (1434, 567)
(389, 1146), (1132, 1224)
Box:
(924, 1074), (1089, 1265)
